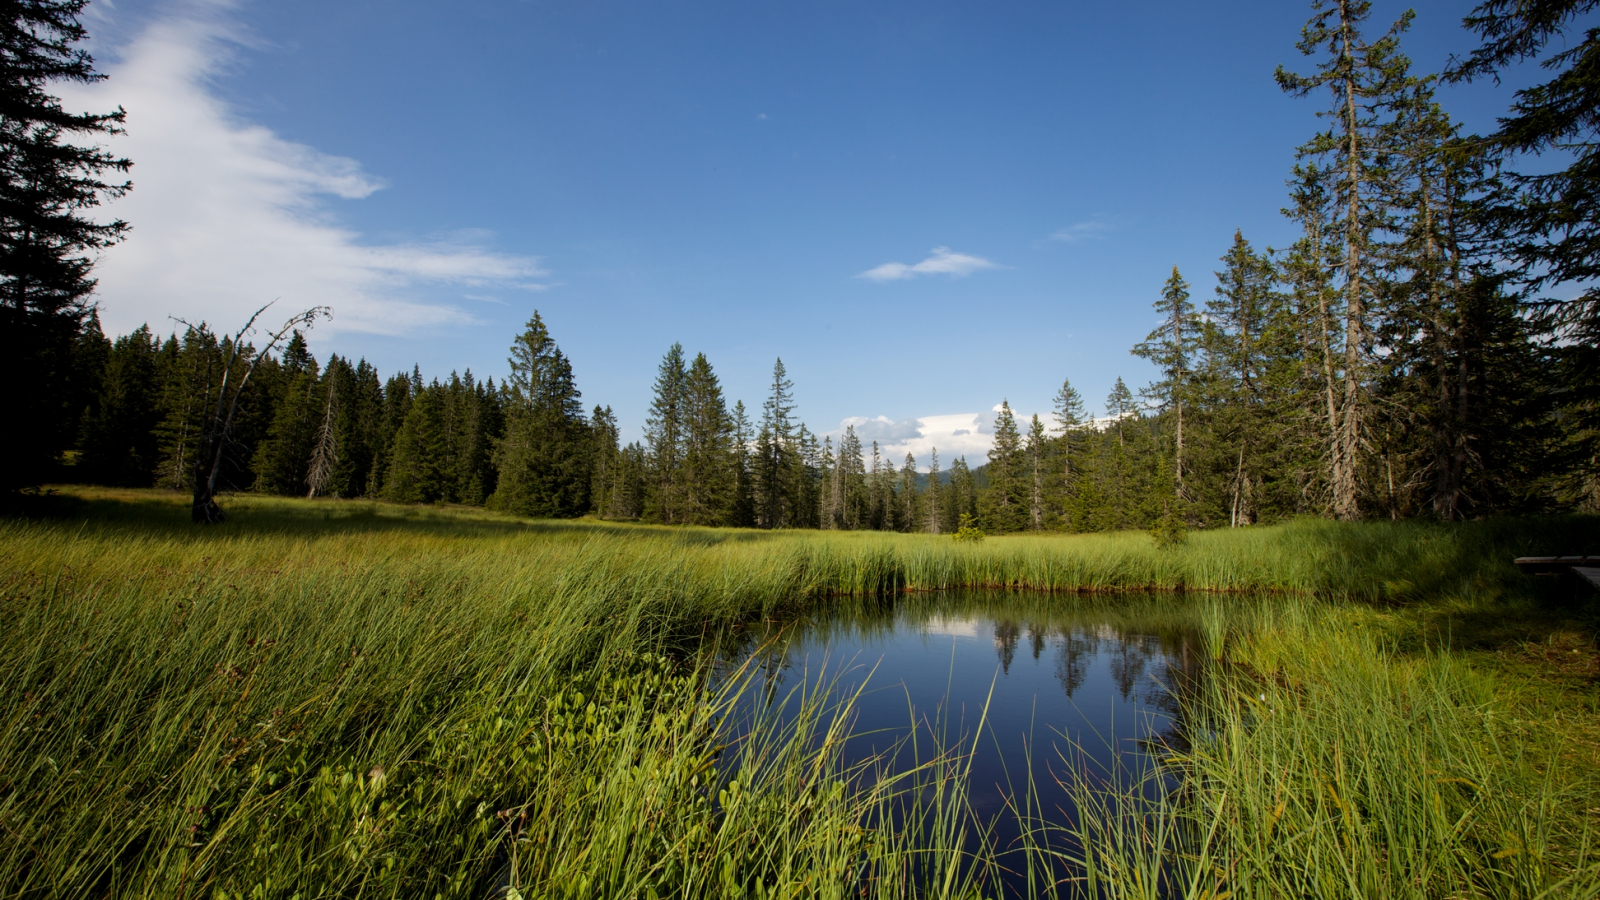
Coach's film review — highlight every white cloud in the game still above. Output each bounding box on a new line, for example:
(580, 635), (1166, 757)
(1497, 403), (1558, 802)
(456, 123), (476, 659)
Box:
(857, 247), (999, 283)
(59, 9), (544, 339)
(1050, 220), (1113, 243)
(832, 412), (990, 469)
(835, 405), (1049, 470)
(841, 415), (923, 442)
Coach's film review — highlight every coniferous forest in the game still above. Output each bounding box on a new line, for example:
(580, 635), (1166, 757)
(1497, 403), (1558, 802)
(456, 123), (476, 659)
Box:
(6, 0), (1599, 533)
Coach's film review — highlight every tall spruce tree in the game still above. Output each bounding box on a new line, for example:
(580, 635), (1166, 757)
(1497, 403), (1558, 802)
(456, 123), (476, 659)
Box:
(1201, 233), (1280, 526)
(1026, 414), (1047, 530)
(1098, 379), (1139, 530)
(682, 351), (733, 525)
(1132, 267), (1200, 503)
(1051, 377), (1088, 528)
(868, 440), (890, 530)
(384, 381), (452, 504)
(755, 358), (796, 528)
(1277, 0), (1415, 518)
(645, 343), (687, 523)
(729, 400), (756, 527)
(948, 456), (979, 533)
(588, 404), (620, 517)
(1448, 0), (1600, 509)
(982, 400), (1026, 532)
(898, 452), (920, 532)
(491, 312), (589, 518)
(0, 0), (131, 491)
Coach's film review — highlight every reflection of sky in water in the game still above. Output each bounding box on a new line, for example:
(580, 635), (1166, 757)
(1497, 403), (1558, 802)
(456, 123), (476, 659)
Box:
(727, 599), (1201, 897)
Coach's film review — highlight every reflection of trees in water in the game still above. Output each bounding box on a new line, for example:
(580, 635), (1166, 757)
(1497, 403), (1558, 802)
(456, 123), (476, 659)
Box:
(1053, 632), (1094, 698)
(992, 620), (1020, 674)
(712, 592), (1215, 754)
(1109, 638), (1150, 700)
(1035, 622), (1205, 757)
(1142, 639), (1204, 755)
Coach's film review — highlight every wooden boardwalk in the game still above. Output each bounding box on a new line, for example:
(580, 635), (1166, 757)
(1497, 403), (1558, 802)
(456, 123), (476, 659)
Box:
(1515, 556), (1600, 590)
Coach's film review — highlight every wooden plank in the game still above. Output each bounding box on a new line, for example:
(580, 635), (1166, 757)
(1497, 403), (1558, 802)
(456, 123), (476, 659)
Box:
(1514, 556), (1600, 574)
(1573, 567), (1600, 591)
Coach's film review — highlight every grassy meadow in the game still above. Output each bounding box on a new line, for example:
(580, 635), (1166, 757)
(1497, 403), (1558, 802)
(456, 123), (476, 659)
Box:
(3, 486), (1600, 898)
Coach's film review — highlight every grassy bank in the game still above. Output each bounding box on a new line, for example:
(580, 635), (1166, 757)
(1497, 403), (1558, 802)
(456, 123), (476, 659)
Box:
(2, 487), (1598, 898)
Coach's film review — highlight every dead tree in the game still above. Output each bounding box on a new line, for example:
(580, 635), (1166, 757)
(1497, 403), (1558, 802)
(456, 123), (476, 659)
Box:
(306, 377), (339, 498)
(187, 303), (330, 523)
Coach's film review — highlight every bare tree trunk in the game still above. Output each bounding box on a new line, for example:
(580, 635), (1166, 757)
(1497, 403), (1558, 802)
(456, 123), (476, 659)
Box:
(1030, 443), (1042, 530)
(1334, 0), (1365, 521)
(1446, 168), (1470, 518)
(1312, 229), (1345, 518)
(1422, 173), (1457, 520)
(307, 379), (339, 498)
(190, 304), (330, 523)
(1230, 442), (1247, 528)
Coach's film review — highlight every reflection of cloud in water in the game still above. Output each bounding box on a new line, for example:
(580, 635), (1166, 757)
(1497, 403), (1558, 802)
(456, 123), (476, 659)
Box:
(922, 616), (980, 637)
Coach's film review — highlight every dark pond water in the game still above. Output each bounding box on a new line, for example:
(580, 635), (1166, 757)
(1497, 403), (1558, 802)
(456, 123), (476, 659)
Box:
(722, 591), (1208, 896)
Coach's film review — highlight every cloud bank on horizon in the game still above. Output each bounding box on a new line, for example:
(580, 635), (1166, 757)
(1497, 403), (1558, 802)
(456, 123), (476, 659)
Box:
(856, 247), (999, 282)
(59, 7), (542, 340)
(836, 404), (1050, 469)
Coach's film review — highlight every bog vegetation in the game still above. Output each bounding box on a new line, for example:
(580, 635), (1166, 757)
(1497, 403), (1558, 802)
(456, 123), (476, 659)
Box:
(3, 490), (1599, 898)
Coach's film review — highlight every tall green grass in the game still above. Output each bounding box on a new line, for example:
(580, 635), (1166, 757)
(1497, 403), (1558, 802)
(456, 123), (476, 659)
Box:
(1055, 602), (1600, 898)
(0, 492), (1004, 898)
(2, 488), (1596, 897)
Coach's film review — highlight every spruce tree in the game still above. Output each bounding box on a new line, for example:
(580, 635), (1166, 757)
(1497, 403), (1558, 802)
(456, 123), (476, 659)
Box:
(588, 404), (620, 517)
(645, 343), (687, 522)
(1202, 232), (1280, 526)
(755, 358), (796, 528)
(897, 452), (920, 532)
(948, 456), (979, 533)
(0, 0), (131, 491)
(729, 400), (756, 527)
(924, 448), (943, 533)
(491, 312), (590, 518)
(609, 442), (648, 520)
(867, 441), (889, 530)
(1101, 379), (1138, 530)
(252, 331), (320, 496)
(837, 424), (866, 529)
(385, 382), (450, 504)
(1132, 268), (1200, 503)
(820, 435), (839, 528)
(76, 324), (160, 485)
(682, 351), (733, 525)
(1051, 377), (1088, 529)
(981, 400), (1026, 532)
(1449, 4), (1598, 503)
(369, 372), (414, 497)
(1026, 414), (1047, 530)
(1277, 0), (1415, 518)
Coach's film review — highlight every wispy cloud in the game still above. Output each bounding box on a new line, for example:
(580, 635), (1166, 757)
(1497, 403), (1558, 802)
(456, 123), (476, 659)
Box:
(857, 247), (999, 283)
(60, 7), (544, 339)
(1049, 220), (1114, 243)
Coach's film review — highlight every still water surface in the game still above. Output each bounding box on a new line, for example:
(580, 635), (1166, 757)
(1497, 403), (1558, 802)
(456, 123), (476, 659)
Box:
(725, 592), (1207, 894)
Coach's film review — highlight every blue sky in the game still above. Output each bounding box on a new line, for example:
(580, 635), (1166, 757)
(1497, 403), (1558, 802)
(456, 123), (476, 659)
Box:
(71, 0), (1543, 464)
